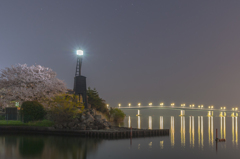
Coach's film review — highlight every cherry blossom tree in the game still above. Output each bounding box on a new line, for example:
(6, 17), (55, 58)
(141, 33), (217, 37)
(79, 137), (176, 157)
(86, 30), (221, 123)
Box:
(0, 64), (67, 107)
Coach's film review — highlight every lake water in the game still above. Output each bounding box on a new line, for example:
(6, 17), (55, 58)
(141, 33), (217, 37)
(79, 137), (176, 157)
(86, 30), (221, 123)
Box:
(0, 109), (239, 159)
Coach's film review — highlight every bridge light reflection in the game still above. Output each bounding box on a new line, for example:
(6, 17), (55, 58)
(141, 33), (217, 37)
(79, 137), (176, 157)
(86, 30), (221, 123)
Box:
(138, 116), (141, 129)
(236, 117), (238, 146)
(198, 116), (200, 147)
(160, 116), (163, 129)
(189, 116), (195, 147)
(180, 116), (185, 147)
(220, 116), (226, 139)
(160, 141), (164, 149)
(232, 117), (235, 144)
(223, 117), (226, 139)
(198, 116), (204, 148)
(232, 116), (238, 146)
(148, 116), (152, 129)
(128, 116), (131, 128)
(171, 116), (175, 147)
(208, 116), (214, 146)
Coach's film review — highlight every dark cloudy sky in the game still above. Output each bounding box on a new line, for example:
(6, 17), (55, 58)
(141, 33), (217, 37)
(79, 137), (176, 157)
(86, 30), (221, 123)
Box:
(1, 1), (240, 108)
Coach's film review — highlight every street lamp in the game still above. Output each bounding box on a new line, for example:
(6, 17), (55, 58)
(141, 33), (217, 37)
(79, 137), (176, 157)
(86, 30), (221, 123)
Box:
(138, 103), (141, 106)
(118, 103), (121, 107)
(76, 50), (83, 56)
(128, 103), (131, 107)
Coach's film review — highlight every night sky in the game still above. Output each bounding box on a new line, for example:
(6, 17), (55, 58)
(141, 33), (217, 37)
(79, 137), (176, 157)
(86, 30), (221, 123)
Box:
(1, 1), (240, 108)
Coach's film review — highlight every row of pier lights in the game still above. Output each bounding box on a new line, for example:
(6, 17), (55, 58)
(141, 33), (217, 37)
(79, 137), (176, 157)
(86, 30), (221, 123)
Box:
(106, 103), (239, 111)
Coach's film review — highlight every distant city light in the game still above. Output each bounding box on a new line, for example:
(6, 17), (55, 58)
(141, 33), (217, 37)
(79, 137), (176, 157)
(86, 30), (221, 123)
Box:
(181, 103), (185, 107)
(76, 50), (83, 55)
(128, 103), (131, 106)
(106, 104), (109, 108)
(171, 103), (175, 106)
(138, 103), (141, 106)
(235, 107), (238, 111)
(223, 107), (226, 110)
(118, 103), (121, 107)
(149, 103), (152, 106)
(160, 103), (164, 106)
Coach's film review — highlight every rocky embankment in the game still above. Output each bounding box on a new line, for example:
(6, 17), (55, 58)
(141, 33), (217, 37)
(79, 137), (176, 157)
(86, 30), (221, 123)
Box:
(54, 109), (111, 130)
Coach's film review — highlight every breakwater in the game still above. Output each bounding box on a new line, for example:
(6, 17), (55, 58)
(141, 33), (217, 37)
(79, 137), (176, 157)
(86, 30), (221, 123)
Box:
(0, 126), (169, 138)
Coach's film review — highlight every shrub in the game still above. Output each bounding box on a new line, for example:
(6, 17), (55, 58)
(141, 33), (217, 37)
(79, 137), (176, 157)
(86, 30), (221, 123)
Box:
(48, 94), (83, 124)
(20, 101), (46, 123)
(109, 108), (125, 122)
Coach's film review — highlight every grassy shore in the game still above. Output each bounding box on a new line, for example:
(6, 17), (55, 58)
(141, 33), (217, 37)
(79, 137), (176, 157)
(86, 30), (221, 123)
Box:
(0, 120), (54, 127)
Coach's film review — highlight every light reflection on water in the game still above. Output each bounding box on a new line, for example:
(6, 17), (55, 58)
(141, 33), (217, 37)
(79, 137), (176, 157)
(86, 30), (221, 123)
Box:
(180, 116), (185, 147)
(123, 110), (239, 150)
(170, 116), (174, 147)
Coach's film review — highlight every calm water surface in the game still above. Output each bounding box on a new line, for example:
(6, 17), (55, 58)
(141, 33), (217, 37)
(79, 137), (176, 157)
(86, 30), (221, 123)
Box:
(0, 109), (239, 159)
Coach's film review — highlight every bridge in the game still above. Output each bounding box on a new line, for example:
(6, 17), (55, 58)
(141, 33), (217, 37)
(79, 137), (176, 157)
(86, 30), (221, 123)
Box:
(119, 105), (239, 117)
